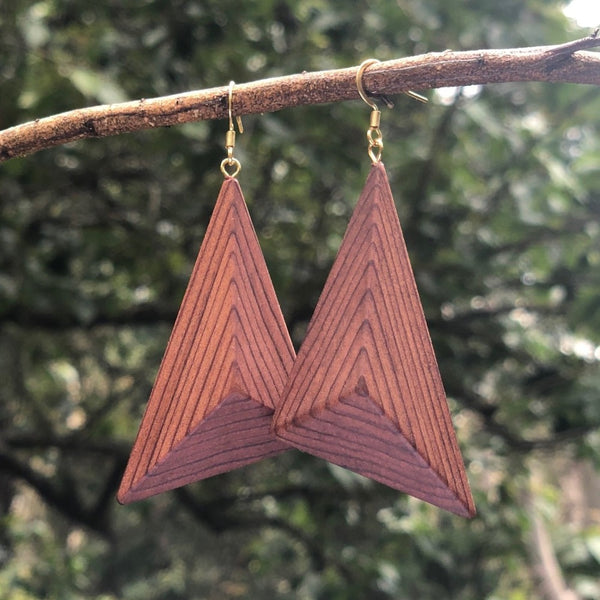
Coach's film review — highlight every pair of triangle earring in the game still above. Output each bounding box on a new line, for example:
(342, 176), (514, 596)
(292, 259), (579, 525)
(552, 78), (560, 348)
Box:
(118, 67), (475, 518)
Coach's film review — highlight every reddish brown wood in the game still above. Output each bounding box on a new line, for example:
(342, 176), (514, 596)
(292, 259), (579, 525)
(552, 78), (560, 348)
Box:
(118, 178), (295, 504)
(274, 163), (475, 517)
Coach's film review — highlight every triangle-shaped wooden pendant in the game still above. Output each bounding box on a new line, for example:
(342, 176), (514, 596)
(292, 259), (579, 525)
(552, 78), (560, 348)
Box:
(118, 178), (295, 504)
(274, 163), (475, 517)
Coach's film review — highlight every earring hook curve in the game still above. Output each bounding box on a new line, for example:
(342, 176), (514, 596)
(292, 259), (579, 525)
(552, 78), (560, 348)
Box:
(356, 59), (381, 111)
(227, 80), (244, 134)
(356, 59), (429, 106)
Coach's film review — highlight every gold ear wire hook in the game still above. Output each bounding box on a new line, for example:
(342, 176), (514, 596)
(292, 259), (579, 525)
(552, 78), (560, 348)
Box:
(227, 80), (244, 134)
(356, 58), (381, 111)
(357, 59), (429, 164)
(406, 90), (428, 103)
(356, 60), (428, 109)
(221, 80), (243, 178)
(357, 59), (384, 164)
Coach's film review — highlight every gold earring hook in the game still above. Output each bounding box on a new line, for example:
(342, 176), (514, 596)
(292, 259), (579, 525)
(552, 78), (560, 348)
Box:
(221, 80), (243, 178)
(356, 58), (381, 111)
(356, 59), (429, 164)
(357, 59), (384, 164)
(356, 59), (428, 108)
(227, 80), (244, 134)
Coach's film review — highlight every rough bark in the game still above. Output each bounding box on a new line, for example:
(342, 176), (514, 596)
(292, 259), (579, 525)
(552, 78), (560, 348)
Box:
(0, 32), (599, 162)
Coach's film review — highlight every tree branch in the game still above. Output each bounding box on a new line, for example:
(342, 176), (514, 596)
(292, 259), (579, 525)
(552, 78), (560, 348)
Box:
(0, 450), (111, 535)
(4, 434), (130, 456)
(1, 33), (599, 162)
(450, 385), (598, 453)
(0, 304), (177, 330)
(524, 483), (582, 600)
(174, 487), (355, 581)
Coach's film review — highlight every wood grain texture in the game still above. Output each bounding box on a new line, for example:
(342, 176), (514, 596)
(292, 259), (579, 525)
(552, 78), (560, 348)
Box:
(118, 178), (295, 504)
(274, 163), (475, 517)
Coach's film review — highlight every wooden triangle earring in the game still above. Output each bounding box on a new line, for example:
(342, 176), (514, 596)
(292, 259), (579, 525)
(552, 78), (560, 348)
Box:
(118, 82), (295, 504)
(274, 60), (475, 517)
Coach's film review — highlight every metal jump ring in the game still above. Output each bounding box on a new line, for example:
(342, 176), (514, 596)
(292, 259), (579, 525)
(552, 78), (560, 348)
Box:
(220, 157), (241, 178)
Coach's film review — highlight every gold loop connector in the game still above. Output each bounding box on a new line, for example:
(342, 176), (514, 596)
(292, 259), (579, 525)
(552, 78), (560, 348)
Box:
(221, 80), (243, 179)
(367, 128), (383, 163)
(220, 157), (241, 178)
(367, 128), (383, 145)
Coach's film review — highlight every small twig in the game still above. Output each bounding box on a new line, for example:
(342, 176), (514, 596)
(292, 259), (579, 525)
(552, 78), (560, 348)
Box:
(1, 34), (600, 162)
(545, 28), (599, 57)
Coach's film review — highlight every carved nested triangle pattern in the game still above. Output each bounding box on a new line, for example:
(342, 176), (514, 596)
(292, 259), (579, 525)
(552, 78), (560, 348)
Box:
(118, 165), (474, 517)
(274, 163), (475, 517)
(117, 178), (295, 504)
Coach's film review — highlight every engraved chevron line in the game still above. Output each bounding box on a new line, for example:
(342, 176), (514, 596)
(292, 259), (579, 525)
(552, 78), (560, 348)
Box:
(137, 214), (253, 467)
(289, 183), (435, 441)
(123, 396), (282, 501)
(285, 397), (468, 514)
(275, 163), (475, 517)
(118, 178), (295, 503)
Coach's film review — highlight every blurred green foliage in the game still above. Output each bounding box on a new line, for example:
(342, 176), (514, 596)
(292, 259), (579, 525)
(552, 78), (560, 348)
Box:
(1, 1), (599, 598)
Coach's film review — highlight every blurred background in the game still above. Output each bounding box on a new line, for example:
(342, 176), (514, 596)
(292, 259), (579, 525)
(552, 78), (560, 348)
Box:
(1, 1), (599, 598)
